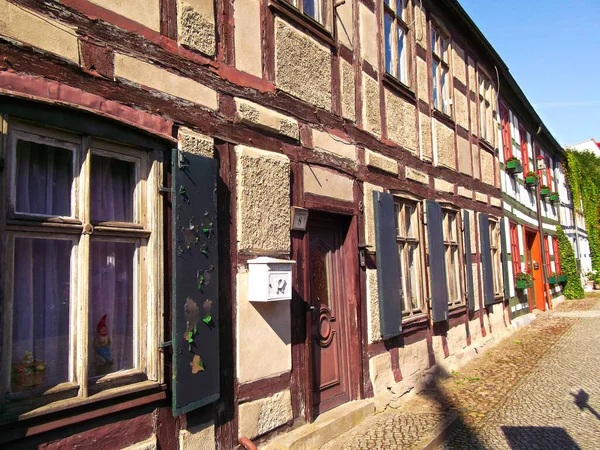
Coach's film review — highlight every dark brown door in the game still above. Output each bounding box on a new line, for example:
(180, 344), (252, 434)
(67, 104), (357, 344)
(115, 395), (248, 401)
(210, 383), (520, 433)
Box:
(308, 219), (350, 415)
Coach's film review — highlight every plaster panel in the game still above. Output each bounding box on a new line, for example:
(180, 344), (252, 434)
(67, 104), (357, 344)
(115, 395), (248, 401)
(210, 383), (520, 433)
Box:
(275, 18), (332, 110)
(468, 210), (477, 253)
(454, 90), (468, 130)
(303, 165), (354, 202)
(0, 0), (79, 63)
(114, 54), (218, 109)
(341, 59), (356, 121)
(336, 0), (354, 49)
(234, 0), (262, 77)
(235, 98), (299, 140)
(366, 267), (381, 342)
(313, 128), (356, 160)
(178, 127), (214, 158)
(481, 149), (495, 186)
(366, 149), (398, 175)
(363, 74), (381, 136)
(417, 57), (429, 103)
(236, 146), (291, 254)
(398, 339), (429, 379)
(447, 323), (468, 356)
(468, 57), (476, 93)
(406, 167), (429, 185)
(452, 43), (466, 85)
(385, 89), (417, 153)
(89, 0), (160, 31)
(414, 4), (427, 47)
(472, 262), (480, 310)
(458, 186), (472, 200)
(434, 178), (454, 194)
(490, 197), (502, 208)
(457, 135), (472, 176)
(364, 182), (383, 248)
(472, 143), (480, 178)
(359, 3), (378, 69)
(435, 119), (456, 170)
(238, 390), (292, 440)
(470, 99), (478, 136)
(420, 112), (433, 161)
(236, 270), (291, 383)
(178, 0), (215, 56)
(476, 192), (488, 204)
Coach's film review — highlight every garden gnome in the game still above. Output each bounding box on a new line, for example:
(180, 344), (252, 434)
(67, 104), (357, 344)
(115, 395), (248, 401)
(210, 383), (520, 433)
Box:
(94, 314), (113, 373)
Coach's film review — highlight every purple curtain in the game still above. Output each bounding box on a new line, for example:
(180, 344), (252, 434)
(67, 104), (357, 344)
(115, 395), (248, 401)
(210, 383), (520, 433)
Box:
(90, 155), (134, 223)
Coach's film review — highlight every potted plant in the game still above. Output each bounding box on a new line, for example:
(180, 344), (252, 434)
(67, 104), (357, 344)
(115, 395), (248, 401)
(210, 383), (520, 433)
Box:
(516, 271), (533, 289)
(525, 171), (539, 186)
(548, 272), (559, 284)
(549, 192), (559, 202)
(505, 156), (523, 174)
(595, 277), (600, 290)
(11, 351), (46, 391)
(540, 185), (550, 197)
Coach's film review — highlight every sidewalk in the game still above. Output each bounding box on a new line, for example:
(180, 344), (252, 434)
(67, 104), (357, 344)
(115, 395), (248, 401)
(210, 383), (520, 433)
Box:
(319, 295), (600, 450)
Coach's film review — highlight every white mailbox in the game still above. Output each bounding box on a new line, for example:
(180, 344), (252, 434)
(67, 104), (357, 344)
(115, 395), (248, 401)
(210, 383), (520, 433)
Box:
(247, 257), (295, 302)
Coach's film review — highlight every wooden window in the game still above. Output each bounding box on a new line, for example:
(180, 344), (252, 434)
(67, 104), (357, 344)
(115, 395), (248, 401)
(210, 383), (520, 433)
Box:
(545, 156), (553, 191)
(479, 73), (493, 143)
(500, 104), (512, 161)
(2, 119), (162, 414)
(394, 198), (423, 317)
(553, 237), (561, 272)
(431, 23), (451, 115)
(519, 125), (529, 176)
(442, 209), (463, 306)
(489, 219), (502, 296)
(510, 223), (521, 281)
(384, 0), (410, 86)
(283, 0), (330, 28)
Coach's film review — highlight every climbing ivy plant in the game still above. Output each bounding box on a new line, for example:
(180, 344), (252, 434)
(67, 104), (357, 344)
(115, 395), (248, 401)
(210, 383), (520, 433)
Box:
(556, 225), (584, 299)
(563, 149), (600, 272)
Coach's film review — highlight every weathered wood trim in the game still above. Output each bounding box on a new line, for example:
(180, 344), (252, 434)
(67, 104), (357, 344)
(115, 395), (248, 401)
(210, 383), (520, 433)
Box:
(238, 372), (291, 403)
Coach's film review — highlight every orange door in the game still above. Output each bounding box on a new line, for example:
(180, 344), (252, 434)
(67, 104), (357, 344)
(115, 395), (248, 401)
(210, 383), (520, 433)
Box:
(525, 231), (546, 311)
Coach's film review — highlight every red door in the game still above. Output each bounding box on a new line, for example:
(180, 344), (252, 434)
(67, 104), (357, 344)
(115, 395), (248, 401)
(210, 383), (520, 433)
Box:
(308, 219), (351, 415)
(526, 230), (546, 311)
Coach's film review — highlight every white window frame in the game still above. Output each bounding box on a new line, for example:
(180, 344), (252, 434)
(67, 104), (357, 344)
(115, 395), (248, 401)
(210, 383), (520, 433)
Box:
(1, 118), (163, 416)
(442, 208), (464, 307)
(384, 0), (411, 86)
(283, 0), (331, 29)
(394, 197), (424, 318)
(479, 72), (493, 143)
(431, 22), (451, 115)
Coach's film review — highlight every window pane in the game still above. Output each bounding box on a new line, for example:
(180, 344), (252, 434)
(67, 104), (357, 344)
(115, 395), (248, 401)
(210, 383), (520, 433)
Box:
(397, 26), (406, 84)
(405, 203), (414, 238)
(397, 0), (405, 21)
(384, 13), (393, 75)
(15, 139), (73, 216)
(407, 244), (420, 310)
(431, 28), (437, 53)
(11, 238), (72, 392)
(89, 241), (135, 377)
(432, 61), (438, 108)
(452, 246), (461, 301)
(90, 155), (135, 223)
(397, 243), (406, 311)
(394, 202), (402, 237)
(442, 68), (450, 114)
(445, 246), (455, 303)
(303, 0), (321, 23)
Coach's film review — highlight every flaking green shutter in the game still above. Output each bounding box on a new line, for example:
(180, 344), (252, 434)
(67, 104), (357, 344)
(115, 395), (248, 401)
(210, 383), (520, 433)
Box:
(426, 200), (448, 322)
(479, 213), (495, 306)
(463, 211), (475, 311)
(172, 150), (220, 416)
(500, 221), (510, 300)
(373, 191), (402, 339)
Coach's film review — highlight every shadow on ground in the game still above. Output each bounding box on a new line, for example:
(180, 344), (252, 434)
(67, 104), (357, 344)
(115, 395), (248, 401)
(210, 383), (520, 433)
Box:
(501, 426), (581, 450)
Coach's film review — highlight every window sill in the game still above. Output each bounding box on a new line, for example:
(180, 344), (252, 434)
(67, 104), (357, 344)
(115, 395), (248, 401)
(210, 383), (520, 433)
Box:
(402, 312), (428, 326)
(1, 380), (164, 426)
(270, 1), (335, 47)
(479, 139), (495, 154)
(382, 73), (416, 104)
(448, 304), (467, 317)
(432, 109), (455, 128)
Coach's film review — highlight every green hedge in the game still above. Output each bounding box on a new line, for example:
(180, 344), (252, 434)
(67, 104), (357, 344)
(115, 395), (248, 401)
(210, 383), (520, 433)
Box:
(556, 225), (584, 299)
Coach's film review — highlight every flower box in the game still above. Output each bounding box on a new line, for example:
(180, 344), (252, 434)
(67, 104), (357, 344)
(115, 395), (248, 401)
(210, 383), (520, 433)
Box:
(548, 276), (557, 284)
(559, 275), (567, 283)
(540, 186), (550, 197)
(505, 159), (523, 174)
(516, 280), (532, 289)
(549, 192), (559, 202)
(525, 172), (539, 186)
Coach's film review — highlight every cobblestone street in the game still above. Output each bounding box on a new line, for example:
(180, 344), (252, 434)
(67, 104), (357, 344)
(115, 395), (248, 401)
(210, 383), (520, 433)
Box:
(320, 295), (600, 449)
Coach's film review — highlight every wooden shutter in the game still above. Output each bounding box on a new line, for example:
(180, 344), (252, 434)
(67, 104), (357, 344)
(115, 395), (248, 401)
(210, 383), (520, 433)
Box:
(373, 191), (403, 339)
(463, 211), (475, 310)
(479, 214), (495, 305)
(426, 200), (448, 322)
(172, 150), (220, 416)
(500, 221), (510, 300)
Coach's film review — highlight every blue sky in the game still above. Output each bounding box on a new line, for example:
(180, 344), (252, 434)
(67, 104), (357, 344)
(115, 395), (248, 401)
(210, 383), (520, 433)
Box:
(458, 0), (600, 146)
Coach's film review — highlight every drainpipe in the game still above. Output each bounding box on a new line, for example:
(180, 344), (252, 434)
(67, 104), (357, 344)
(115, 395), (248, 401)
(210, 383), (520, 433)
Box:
(535, 127), (552, 310)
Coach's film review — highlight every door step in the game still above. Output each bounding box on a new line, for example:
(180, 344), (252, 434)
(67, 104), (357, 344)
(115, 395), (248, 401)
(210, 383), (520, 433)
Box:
(261, 400), (375, 450)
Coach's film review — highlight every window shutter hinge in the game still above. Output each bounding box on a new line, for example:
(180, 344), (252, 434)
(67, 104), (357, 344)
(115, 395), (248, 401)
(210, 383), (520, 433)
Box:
(158, 341), (172, 348)
(158, 186), (173, 194)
